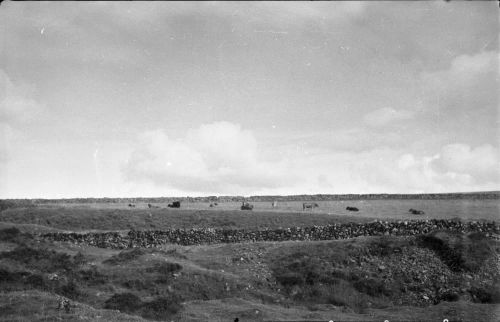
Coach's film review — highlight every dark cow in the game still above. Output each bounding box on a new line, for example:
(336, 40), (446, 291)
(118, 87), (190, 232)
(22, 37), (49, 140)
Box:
(241, 202), (254, 210)
(409, 208), (425, 215)
(128, 203), (135, 208)
(168, 201), (181, 208)
(303, 203), (319, 211)
(346, 206), (359, 212)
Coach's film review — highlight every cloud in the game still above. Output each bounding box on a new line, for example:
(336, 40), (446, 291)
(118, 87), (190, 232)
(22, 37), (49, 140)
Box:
(363, 107), (414, 127)
(123, 121), (296, 194)
(420, 50), (498, 113)
(352, 143), (500, 193)
(430, 143), (500, 183)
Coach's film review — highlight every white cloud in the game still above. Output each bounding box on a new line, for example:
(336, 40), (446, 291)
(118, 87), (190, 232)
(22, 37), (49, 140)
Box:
(420, 50), (498, 113)
(123, 121), (296, 194)
(430, 143), (500, 183)
(363, 107), (414, 127)
(353, 143), (500, 193)
(124, 120), (499, 195)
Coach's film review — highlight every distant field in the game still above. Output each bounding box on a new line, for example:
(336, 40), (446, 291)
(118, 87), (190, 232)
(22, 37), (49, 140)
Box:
(0, 198), (498, 233)
(43, 198), (500, 218)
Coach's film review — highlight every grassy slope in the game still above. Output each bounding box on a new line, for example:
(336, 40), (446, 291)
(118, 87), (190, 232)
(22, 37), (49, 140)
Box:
(1, 206), (499, 322)
(1, 231), (498, 322)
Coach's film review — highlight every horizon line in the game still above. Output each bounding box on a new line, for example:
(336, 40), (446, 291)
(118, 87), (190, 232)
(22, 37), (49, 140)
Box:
(2, 190), (499, 201)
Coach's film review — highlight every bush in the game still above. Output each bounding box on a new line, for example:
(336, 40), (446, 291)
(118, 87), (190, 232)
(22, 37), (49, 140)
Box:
(140, 296), (182, 320)
(417, 234), (465, 272)
(78, 267), (107, 286)
(353, 278), (392, 297)
(417, 231), (496, 273)
(104, 293), (142, 314)
(152, 262), (182, 275)
(73, 252), (86, 266)
(439, 291), (460, 302)
(275, 272), (305, 287)
(0, 227), (32, 244)
(0, 246), (76, 272)
(369, 236), (403, 256)
(469, 286), (500, 304)
(103, 248), (145, 265)
(25, 274), (46, 289)
(59, 279), (81, 300)
(0, 227), (21, 241)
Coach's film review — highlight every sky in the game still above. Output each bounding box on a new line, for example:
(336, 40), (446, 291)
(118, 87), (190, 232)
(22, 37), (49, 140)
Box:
(0, 1), (498, 198)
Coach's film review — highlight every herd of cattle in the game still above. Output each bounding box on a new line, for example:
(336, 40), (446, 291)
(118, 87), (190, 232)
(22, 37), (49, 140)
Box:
(127, 201), (426, 215)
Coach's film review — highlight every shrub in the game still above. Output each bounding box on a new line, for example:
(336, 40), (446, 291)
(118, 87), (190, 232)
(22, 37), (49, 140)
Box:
(72, 252), (86, 266)
(104, 293), (142, 313)
(275, 272), (305, 287)
(122, 278), (156, 290)
(368, 236), (403, 256)
(147, 262), (182, 274)
(103, 248), (145, 265)
(352, 278), (392, 297)
(417, 234), (465, 272)
(140, 296), (182, 320)
(417, 231), (496, 273)
(0, 227), (32, 244)
(78, 267), (107, 286)
(58, 279), (81, 300)
(439, 291), (460, 302)
(0, 269), (29, 289)
(0, 246), (76, 272)
(469, 286), (500, 304)
(25, 274), (46, 289)
(0, 227), (20, 241)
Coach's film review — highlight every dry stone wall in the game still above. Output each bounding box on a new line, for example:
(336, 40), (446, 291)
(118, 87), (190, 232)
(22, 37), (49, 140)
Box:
(40, 219), (499, 249)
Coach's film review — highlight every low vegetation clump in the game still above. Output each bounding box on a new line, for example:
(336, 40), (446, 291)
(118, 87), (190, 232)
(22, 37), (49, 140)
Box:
(271, 251), (391, 312)
(103, 248), (145, 265)
(139, 296), (182, 320)
(0, 245), (78, 272)
(104, 292), (182, 320)
(0, 227), (33, 244)
(468, 285), (500, 304)
(416, 231), (496, 272)
(146, 261), (182, 275)
(104, 292), (142, 313)
(0, 199), (35, 212)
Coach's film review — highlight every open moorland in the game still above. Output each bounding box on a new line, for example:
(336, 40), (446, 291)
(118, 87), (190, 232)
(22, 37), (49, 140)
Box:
(0, 196), (499, 321)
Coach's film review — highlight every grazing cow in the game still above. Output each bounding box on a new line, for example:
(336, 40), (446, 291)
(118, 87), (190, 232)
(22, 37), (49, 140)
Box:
(272, 201), (278, 208)
(303, 203), (319, 211)
(128, 203), (135, 208)
(241, 202), (254, 210)
(209, 203), (215, 207)
(409, 208), (425, 215)
(346, 206), (359, 212)
(148, 203), (159, 209)
(168, 201), (181, 208)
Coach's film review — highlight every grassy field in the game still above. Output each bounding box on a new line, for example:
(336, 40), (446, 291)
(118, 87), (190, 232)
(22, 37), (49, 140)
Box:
(1, 198), (499, 233)
(1, 202), (499, 321)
